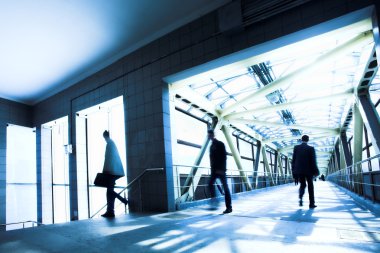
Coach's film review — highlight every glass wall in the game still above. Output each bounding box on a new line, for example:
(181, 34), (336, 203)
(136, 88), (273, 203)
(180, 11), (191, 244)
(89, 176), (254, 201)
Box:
(6, 125), (37, 230)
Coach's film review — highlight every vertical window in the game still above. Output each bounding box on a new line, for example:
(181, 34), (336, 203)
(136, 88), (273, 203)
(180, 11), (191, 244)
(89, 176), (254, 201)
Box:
(41, 117), (70, 224)
(6, 125), (36, 230)
(51, 120), (70, 223)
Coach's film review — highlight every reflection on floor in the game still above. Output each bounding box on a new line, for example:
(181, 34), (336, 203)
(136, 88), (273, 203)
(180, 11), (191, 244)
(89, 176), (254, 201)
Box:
(1, 181), (380, 253)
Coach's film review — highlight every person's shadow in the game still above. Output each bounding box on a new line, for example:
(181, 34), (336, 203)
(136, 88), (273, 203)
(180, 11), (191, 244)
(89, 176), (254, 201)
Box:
(270, 209), (318, 244)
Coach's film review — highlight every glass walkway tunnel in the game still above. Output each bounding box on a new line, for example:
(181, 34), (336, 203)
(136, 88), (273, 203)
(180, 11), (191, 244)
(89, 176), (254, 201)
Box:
(168, 12), (380, 208)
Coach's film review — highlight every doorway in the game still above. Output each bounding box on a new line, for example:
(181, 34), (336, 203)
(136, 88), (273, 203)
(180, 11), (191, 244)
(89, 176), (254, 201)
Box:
(76, 96), (127, 219)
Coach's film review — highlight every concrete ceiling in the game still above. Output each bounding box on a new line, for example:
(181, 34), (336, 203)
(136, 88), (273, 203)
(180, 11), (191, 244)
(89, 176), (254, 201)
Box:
(0, 0), (230, 105)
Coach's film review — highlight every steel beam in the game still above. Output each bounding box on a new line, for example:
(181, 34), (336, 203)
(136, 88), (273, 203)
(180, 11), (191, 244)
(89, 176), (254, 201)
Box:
(265, 133), (335, 144)
(285, 149), (332, 156)
(339, 139), (347, 170)
(287, 158), (293, 180)
(353, 104), (364, 165)
(274, 151), (278, 184)
(352, 103), (364, 194)
(340, 132), (352, 167)
(334, 142), (341, 170)
(226, 91), (353, 120)
(276, 153), (285, 182)
(220, 124), (252, 190)
(178, 119), (218, 203)
(261, 145), (275, 186)
(229, 118), (339, 134)
(174, 86), (220, 117)
(357, 89), (380, 154)
(280, 145), (334, 152)
(221, 32), (373, 117)
(231, 123), (277, 150)
(253, 140), (261, 189)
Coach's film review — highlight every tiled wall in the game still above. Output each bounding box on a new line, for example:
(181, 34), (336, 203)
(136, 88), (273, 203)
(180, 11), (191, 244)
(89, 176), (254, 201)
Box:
(0, 0), (377, 219)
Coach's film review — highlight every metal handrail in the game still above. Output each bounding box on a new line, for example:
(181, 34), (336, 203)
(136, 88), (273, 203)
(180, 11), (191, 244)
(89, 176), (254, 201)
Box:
(90, 167), (164, 218)
(1, 220), (43, 229)
(173, 164), (294, 203)
(173, 164), (210, 169)
(327, 154), (380, 202)
(173, 164), (292, 176)
(329, 154), (380, 175)
(354, 153), (380, 166)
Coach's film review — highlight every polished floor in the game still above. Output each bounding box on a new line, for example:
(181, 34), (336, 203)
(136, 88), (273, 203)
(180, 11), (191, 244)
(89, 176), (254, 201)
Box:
(1, 181), (380, 253)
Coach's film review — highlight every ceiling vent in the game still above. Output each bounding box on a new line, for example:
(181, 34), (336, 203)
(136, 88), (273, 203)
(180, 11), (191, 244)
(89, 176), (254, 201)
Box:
(218, 0), (312, 34)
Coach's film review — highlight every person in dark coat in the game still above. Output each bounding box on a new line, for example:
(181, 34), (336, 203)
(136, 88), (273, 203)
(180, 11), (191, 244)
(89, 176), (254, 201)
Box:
(101, 130), (128, 218)
(207, 129), (232, 214)
(292, 135), (319, 209)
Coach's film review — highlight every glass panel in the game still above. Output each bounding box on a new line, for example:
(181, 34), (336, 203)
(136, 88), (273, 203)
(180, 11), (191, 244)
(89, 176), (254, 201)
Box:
(41, 127), (53, 224)
(53, 186), (70, 223)
(52, 122), (69, 185)
(371, 159), (379, 171)
(226, 155), (238, 174)
(361, 161), (370, 173)
(109, 103), (127, 183)
(6, 185), (37, 230)
(87, 111), (108, 187)
(222, 75), (258, 95)
(6, 125), (37, 230)
(6, 126), (36, 184)
(241, 158), (253, 174)
(42, 116), (70, 224)
(174, 110), (208, 145)
(174, 144), (202, 172)
(239, 139), (253, 158)
(76, 116), (89, 220)
(88, 186), (107, 218)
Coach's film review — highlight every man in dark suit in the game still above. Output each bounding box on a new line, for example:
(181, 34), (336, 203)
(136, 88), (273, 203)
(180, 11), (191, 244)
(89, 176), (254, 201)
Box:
(207, 129), (232, 214)
(292, 135), (319, 208)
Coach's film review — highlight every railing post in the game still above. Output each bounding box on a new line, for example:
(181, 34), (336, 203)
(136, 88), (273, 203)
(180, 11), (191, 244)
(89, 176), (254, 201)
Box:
(370, 171), (375, 203)
(176, 166), (181, 199)
(191, 172), (195, 201)
(124, 191), (127, 214)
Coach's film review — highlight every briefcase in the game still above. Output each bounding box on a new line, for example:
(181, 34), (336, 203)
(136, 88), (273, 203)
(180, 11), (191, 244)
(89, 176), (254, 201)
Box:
(94, 173), (116, 188)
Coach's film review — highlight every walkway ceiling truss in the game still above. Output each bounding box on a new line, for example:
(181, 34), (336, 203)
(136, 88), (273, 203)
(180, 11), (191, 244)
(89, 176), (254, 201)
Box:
(169, 16), (377, 200)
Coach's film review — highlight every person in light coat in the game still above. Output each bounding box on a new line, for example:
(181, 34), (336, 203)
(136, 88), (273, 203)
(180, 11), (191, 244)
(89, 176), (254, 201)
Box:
(101, 130), (128, 218)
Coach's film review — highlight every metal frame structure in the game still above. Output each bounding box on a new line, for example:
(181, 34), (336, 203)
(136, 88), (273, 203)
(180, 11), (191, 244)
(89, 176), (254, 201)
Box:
(169, 18), (379, 203)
